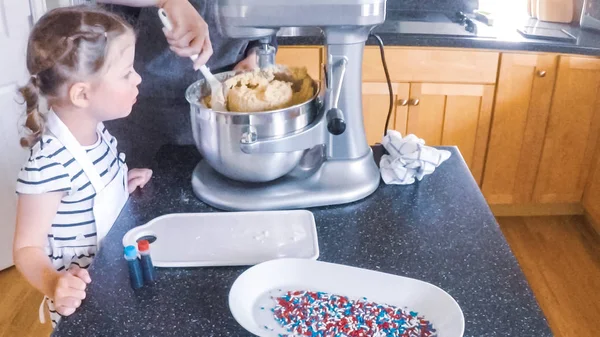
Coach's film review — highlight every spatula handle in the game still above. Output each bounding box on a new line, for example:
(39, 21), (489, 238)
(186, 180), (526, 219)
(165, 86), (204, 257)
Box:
(158, 8), (199, 62)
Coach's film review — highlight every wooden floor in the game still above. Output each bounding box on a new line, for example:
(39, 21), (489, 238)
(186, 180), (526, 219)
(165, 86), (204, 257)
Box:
(0, 267), (52, 337)
(497, 216), (600, 337)
(1, 216), (599, 337)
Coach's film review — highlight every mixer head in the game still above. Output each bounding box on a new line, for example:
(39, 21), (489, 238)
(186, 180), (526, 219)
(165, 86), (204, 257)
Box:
(215, 0), (386, 40)
(215, 0), (386, 68)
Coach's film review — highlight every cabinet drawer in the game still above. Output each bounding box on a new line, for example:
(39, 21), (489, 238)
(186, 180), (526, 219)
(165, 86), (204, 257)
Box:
(363, 47), (499, 84)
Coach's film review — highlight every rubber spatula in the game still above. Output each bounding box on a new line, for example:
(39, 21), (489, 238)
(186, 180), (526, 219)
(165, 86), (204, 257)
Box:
(158, 9), (226, 111)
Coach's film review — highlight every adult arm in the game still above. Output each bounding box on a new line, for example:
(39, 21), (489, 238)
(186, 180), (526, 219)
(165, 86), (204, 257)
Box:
(98, 0), (213, 67)
(96, 0), (162, 7)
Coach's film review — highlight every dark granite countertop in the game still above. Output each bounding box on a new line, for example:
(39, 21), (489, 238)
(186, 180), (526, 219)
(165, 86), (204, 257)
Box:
(278, 12), (600, 57)
(52, 145), (552, 337)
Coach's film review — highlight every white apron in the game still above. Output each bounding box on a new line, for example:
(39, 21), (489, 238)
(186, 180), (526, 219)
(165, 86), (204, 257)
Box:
(39, 111), (129, 326)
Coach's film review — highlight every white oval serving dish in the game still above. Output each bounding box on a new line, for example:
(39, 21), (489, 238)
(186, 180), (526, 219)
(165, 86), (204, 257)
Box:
(228, 258), (464, 337)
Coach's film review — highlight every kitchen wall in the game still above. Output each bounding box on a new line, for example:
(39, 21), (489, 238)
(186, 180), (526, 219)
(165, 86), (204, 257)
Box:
(387, 0), (479, 12)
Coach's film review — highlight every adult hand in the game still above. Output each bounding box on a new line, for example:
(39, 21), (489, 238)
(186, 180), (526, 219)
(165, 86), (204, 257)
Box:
(160, 0), (213, 69)
(233, 50), (259, 72)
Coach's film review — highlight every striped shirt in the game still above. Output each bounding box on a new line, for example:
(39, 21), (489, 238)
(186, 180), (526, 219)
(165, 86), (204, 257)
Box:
(16, 126), (123, 248)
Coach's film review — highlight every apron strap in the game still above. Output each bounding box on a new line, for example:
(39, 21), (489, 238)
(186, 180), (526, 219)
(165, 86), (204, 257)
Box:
(45, 111), (106, 193)
(39, 296), (47, 324)
(97, 122), (119, 159)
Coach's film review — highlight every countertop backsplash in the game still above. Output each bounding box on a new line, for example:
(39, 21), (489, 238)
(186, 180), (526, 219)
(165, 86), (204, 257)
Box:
(386, 0), (479, 13)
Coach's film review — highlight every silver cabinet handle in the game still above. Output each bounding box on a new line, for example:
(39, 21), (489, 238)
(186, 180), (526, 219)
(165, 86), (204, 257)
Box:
(409, 98), (420, 106)
(537, 70), (546, 77)
(398, 99), (409, 106)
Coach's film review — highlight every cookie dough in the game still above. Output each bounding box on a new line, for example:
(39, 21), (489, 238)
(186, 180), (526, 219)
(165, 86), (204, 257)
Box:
(203, 65), (315, 112)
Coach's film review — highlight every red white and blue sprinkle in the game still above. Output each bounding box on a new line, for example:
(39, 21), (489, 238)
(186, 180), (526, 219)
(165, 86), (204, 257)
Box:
(269, 290), (437, 337)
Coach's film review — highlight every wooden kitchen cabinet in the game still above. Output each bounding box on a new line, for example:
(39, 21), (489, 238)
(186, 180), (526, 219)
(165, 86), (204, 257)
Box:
(584, 148), (600, 232)
(361, 47), (499, 184)
(361, 82), (409, 145)
(483, 53), (600, 209)
(277, 45), (600, 215)
(275, 46), (322, 80)
(533, 56), (600, 203)
(406, 83), (494, 184)
(362, 47), (499, 84)
(278, 45), (600, 214)
(482, 53), (558, 204)
(361, 81), (494, 183)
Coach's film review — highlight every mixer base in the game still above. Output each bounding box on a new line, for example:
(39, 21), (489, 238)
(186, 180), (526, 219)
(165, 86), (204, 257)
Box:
(191, 150), (381, 211)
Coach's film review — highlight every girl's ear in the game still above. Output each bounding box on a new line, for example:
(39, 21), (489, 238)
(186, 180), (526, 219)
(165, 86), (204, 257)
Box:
(68, 82), (91, 108)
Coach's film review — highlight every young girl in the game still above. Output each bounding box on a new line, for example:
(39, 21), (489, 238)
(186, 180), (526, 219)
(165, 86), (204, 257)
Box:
(12, 6), (153, 327)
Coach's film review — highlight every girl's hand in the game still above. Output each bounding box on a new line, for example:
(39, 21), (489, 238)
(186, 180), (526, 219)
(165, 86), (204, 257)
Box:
(233, 51), (258, 72)
(52, 266), (92, 316)
(128, 168), (153, 193)
(160, 0), (213, 69)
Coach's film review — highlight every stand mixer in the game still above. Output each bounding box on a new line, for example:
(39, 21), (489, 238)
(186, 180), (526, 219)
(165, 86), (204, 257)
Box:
(187, 0), (387, 211)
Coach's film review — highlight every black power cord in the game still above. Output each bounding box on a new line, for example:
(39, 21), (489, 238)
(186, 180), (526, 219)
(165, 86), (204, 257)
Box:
(368, 33), (394, 140)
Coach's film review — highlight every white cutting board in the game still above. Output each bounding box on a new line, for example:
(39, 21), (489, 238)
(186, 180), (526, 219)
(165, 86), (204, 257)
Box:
(121, 211), (319, 267)
(229, 258), (465, 337)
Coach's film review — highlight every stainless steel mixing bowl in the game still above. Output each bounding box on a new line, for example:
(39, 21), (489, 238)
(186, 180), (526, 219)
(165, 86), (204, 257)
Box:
(185, 70), (320, 183)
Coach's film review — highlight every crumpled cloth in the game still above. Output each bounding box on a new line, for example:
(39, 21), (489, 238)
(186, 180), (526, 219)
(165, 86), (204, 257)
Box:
(380, 130), (451, 185)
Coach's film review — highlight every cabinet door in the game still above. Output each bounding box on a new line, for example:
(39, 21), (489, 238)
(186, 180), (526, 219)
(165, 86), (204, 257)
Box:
(481, 54), (557, 204)
(406, 83), (494, 184)
(362, 82), (409, 145)
(533, 56), (600, 203)
(584, 148), (600, 229)
(275, 46), (322, 80)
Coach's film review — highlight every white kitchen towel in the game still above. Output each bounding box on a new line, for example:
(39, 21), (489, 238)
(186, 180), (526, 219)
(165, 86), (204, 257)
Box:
(380, 130), (451, 185)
